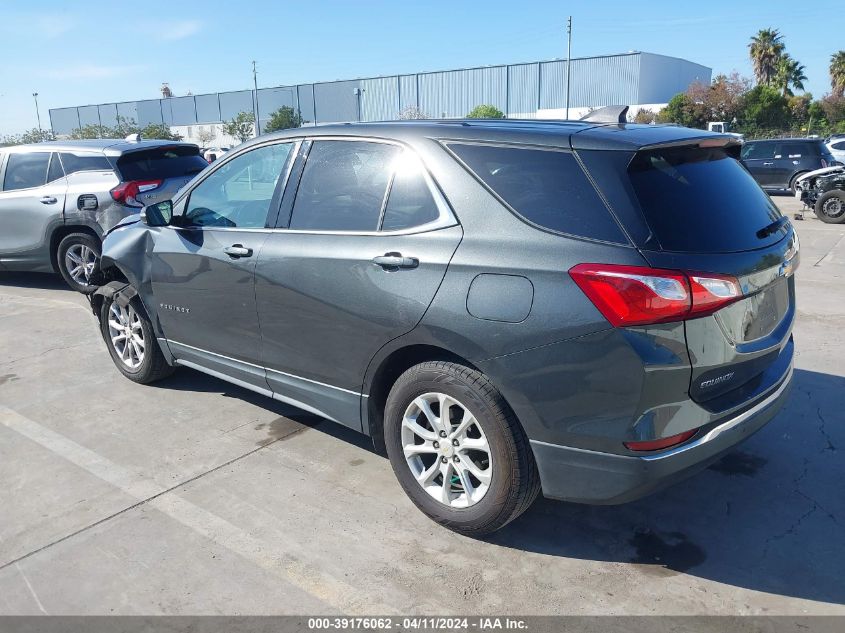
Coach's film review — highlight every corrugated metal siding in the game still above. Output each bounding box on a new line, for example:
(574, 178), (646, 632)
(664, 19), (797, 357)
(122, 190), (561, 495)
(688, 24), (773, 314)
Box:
(398, 75), (418, 111)
(508, 63), (539, 117)
(49, 53), (712, 134)
(419, 66), (507, 118)
(314, 80), (360, 123)
(49, 108), (80, 135)
(541, 54), (639, 109)
(361, 76), (398, 121)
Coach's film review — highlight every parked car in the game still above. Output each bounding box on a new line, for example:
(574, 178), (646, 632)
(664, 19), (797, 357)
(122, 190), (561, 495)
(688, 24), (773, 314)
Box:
(740, 138), (838, 193)
(795, 165), (845, 223)
(0, 138), (208, 291)
(826, 138), (845, 164)
(203, 147), (229, 163)
(91, 120), (796, 535)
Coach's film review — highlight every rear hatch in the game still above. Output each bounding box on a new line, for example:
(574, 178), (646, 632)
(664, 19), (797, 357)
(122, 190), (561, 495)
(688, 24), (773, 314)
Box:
(627, 143), (795, 410)
(114, 145), (207, 206)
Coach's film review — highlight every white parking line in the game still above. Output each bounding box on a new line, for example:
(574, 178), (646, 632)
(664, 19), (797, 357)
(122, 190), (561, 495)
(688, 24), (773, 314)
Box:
(0, 405), (394, 615)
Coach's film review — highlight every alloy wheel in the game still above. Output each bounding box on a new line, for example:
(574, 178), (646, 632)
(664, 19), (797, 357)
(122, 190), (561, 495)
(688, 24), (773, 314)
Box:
(107, 302), (145, 370)
(64, 244), (98, 286)
(401, 392), (493, 508)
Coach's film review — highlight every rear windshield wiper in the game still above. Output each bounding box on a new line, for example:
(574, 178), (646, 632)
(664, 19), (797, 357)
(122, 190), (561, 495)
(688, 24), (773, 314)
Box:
(757, 216), (789, 239)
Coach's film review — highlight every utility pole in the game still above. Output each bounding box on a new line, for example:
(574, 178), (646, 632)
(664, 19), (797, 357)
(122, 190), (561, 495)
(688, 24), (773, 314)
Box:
(565, 16), (572, 120)
(32, 92), (42, 131)
(252, 60), (261, 136)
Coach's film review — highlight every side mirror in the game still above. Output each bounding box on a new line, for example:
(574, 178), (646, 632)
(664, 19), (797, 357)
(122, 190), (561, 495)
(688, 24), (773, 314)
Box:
(140, 200), (173, 227)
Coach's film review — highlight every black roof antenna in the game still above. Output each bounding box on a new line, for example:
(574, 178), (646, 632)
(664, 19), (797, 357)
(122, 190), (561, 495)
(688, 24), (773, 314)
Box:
(579, 105), (629, 124)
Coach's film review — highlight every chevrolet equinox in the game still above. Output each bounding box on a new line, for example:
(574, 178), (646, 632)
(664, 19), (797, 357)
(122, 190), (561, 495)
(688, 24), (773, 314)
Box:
(90, 117), (797, 535)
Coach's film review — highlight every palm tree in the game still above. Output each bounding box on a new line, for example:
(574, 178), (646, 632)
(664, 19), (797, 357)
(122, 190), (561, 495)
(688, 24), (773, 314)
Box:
(831, 51), (845, 97)
(775, 54), (807, 96)
(749, 28), (785, 86)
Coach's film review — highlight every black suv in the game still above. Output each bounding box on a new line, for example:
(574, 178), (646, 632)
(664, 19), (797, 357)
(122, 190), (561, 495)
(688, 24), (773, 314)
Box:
(91, 119), (797, 535)
(741, 138), (838, 192)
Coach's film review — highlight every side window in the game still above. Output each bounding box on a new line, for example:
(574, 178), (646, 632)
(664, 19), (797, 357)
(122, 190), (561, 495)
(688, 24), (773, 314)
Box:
(60, 152), (113, 176)
(742, 142), (775, 160)
(184, 142), (293, 228)
(449, 143), (626, 243)
(777, 143), (805, 159)
(380, 151), (441, 231)
(833, 141), (845, 150)
(289, 141), (399, 231)
(3, 152), (50, 191)
(47, 153), (65, 183)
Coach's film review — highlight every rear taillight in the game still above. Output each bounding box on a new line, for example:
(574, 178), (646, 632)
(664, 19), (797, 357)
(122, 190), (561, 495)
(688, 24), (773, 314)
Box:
(110, 179), (162, 208)
(624, 429), (698, 452)
(569, 263), (742, 327)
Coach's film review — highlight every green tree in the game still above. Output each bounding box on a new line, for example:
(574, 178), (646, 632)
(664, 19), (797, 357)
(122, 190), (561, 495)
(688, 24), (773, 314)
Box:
(139, 123), (182, 141)
(1, 128), (56, 144)
(749, 28), (785, 86)
(656, 93), (707, 128)
(774, 54), (807, 96)
(222, 111), (255, 143)
(737, 85), (790, 133)
(466, 104), (505, 119)
(632, 108), (657, 124)
(70, 124), (112, 139)
(263, 106), (304, 133)
(831, 51), (845, 98)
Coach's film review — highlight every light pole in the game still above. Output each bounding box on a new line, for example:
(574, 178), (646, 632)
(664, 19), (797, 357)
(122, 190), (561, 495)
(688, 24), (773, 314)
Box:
(252, 60), (261, 136)
(32, 92), (42, 131)
(565, 17), (572, 120)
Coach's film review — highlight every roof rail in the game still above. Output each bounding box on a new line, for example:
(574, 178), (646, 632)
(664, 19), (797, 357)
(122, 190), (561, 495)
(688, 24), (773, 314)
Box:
(579, 105), (629, 124)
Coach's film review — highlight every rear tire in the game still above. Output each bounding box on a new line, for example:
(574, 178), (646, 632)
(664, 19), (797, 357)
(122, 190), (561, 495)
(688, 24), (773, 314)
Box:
(815, 190), (845, 224)
(384, 361), (540, 536)
(99, 296), (175, 384)
(57, 232), (100, 293)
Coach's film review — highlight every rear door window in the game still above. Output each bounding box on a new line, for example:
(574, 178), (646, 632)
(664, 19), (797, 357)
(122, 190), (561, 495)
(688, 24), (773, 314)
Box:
(60, 152), (113, 176)
(3, 152), (50, 191)
(380, 151), (441, 231)
(289, 141), (399, 231)
(116, 146), (207, 181)
(741, 142), (775, 160)
(47, 153), (65, 183)
(448, 143), (627, 243)
(627, 146), (784, 253)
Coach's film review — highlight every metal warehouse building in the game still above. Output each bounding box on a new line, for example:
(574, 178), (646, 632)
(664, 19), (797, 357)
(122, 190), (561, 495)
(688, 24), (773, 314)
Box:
(49, 51), (710, 143)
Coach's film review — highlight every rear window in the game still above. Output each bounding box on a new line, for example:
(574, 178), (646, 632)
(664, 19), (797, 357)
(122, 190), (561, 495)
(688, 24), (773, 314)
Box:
(449, 143), (627, 243)
(116, 146), (207, 181)
(628, 147), (784, 253)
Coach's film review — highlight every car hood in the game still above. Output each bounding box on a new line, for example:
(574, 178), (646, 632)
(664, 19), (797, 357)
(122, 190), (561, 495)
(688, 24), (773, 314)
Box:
(796, 166), (845, 184)
(103, 213), (142, 238)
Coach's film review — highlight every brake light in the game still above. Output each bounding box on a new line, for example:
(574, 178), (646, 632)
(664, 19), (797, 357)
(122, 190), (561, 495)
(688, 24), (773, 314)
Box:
(569, 264), (742, 327)
(624, 429), (698, 452)
(110, 180), (162, 208)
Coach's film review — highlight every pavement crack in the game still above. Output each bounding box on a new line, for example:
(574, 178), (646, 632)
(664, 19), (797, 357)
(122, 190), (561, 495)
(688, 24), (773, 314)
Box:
(816, 407), (837, 452)
(1, 343), (88, 368)
(0, 434), (289, 572)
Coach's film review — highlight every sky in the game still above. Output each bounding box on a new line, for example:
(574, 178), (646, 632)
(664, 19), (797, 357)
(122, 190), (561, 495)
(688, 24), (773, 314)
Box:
(1, 0), (843, 135)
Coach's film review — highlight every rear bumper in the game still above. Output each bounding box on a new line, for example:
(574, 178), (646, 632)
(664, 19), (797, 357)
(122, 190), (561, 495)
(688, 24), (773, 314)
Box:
(531, 363), (792, 504)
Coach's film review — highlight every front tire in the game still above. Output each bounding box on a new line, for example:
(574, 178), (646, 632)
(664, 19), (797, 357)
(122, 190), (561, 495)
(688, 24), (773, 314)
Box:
(57, 232), (100, 293)
(815, 190), (845, 224)
(99, 296), (175, 384)
(384, 361), (540, 536)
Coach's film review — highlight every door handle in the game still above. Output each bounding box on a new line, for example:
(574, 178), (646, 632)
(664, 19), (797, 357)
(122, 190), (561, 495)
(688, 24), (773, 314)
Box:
(762, 162), (774, 166)
(372, 252), (418, 269)
(40, 196), (57, 204)
(224, 244), (253, 258)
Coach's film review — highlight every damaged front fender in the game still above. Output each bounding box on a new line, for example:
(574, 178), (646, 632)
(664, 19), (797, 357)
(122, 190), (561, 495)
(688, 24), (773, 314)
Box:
(95, 221), (166, 339)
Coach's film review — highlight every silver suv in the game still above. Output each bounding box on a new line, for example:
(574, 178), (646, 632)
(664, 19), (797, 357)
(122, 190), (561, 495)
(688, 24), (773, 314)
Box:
(0, 138), (207, 291)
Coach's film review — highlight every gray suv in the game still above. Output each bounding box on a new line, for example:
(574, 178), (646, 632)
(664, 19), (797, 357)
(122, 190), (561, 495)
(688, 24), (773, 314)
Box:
(0, 139), (207, 291)
(91, 120), (796, 535)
